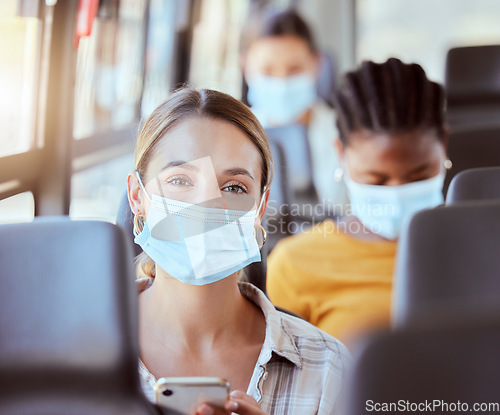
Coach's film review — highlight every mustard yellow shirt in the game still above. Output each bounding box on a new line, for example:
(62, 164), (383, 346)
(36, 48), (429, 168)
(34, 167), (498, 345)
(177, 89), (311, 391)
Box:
(267, 219), (397, 346)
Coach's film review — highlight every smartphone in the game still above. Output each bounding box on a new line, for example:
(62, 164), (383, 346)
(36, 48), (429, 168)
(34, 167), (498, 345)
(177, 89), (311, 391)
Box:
(154, 377), (231, 414)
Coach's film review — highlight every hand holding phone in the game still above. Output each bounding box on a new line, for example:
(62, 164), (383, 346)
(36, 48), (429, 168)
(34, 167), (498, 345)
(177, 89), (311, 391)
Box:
(154, 377), (230, 415)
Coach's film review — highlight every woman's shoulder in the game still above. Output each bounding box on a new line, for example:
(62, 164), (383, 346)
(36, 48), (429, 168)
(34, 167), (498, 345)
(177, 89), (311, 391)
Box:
(240, 282), (350, 363)
(277, 308), (351, 365)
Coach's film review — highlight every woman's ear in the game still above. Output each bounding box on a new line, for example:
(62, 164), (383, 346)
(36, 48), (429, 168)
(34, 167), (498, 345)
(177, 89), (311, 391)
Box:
(127, 171), (147, 215)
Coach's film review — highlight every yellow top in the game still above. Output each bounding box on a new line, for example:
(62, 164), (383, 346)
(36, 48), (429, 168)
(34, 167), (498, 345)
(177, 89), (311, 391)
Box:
(267, 219), (397, 347)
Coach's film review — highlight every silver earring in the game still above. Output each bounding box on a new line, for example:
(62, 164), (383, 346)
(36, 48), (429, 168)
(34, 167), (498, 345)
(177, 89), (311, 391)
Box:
(444, 159), (453, 170)
(334, 167), (344, 182)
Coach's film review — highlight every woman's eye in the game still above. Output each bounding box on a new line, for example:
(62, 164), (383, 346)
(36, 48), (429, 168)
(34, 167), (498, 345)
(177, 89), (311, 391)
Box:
(166, 176), (193, 187)
(222, 183), (248, 194)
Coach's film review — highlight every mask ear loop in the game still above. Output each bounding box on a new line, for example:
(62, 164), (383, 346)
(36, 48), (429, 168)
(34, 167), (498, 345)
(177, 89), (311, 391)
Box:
(133, 171), (152, 236)
(136, 171), (152, 202)
(256, 186), (267, 217)
(255, 186), (268, 248)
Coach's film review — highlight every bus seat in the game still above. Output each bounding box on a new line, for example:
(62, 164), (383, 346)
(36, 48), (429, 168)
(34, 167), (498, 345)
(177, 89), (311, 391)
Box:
(242, 230), (269, 295)
(446, 45), (500, 127)
(267, 139), (291, 213)
(264, 139), (294, 254)
(117, 190), (143, 258)
(265, 124), (318, 205)
(345, 316), (500, 415)
(443, 125), (500, 194)
(242, 142), (284, 291)
(447, 166), (500, 204)
(0, 218), (158, 415)
(316, 52), (337, 108)
(393, 201), (500, 328)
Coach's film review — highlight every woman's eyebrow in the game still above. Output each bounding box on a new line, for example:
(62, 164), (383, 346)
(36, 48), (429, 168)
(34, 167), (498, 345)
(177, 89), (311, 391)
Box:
(161, 160), (199, 172)
(224, 168), (254, 181)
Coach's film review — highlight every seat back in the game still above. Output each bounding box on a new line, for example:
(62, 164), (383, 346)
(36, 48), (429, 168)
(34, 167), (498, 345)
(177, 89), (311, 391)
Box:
(264, 139), (295, 252)
(443, 45), (500, 192)
(117, 190), (143, 258)
(393, 201), (500, 327)
(446, 166), (500, 203)
(446, 45), (500, 127)
(0, 217), (156, 415)
(345, 317), (500, 415)
(267, 140), (291, 214)
(315, 52), (337, 108)
(265, 123), (317, 203)
(446, 45), (500, 106)
(443, 126), (500, 194)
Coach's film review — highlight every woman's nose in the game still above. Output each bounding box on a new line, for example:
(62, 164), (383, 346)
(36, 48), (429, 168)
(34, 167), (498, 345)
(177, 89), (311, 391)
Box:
(385, 177), (410, 186)
(198, 180), (225, 208)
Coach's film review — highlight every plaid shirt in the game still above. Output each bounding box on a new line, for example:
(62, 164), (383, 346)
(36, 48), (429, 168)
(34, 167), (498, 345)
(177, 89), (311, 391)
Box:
(139, 281), (350, 414)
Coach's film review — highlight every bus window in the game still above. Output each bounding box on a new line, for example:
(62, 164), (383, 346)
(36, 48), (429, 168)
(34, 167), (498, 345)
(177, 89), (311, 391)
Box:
(71, 0), (150, 221)
(0, 1), (41, 157)
(140, 0), (178, 118)
(73, 0), (147, 139)
(70, 153), (133, 222)
(357, 0), (500, 82)
(189, 0), (250, 97)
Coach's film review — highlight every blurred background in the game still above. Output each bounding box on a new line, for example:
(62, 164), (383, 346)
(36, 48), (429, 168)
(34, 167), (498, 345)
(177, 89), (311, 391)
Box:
(1, 0), (500, 224)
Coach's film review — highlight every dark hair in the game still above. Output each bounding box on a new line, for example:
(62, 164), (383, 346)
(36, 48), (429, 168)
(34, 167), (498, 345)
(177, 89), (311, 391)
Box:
(334, 58), (445, 145)
(240, 9), (317, 54)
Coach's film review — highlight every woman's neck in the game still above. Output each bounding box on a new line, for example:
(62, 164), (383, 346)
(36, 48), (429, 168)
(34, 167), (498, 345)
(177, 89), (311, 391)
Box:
(139, 271), (260, 349)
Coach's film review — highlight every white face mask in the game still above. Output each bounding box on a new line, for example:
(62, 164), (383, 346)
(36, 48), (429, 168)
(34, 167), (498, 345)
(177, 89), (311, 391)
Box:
(134, 174), (265, 285)
(344, 172), (445, 240)
(247, 72), (317, 127)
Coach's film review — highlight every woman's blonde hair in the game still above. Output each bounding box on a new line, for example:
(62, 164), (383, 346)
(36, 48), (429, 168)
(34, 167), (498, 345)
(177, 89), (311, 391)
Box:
(134, 86), (273, 279)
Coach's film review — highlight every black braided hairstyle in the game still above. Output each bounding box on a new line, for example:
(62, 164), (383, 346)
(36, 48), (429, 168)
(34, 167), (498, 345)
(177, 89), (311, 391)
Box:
(334, 58), (445, 145)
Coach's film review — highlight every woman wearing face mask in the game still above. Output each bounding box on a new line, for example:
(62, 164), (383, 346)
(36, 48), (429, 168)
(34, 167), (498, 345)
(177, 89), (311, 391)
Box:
(240, 9), (347, 207)
(267, 58), (450, 347)
(127, 87), (350, 415)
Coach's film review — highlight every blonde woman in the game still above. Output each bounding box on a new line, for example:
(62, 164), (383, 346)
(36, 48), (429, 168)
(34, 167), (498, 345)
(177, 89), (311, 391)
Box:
(127, 87), (350, 415)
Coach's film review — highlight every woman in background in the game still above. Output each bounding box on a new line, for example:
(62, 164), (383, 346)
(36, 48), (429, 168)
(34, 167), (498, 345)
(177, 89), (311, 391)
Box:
(240, 8), (347, 207)
(267, 58), (450, 347)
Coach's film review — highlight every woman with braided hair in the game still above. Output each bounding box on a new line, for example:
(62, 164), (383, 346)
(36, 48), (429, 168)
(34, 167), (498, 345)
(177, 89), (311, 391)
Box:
(267, 58), (451, 347)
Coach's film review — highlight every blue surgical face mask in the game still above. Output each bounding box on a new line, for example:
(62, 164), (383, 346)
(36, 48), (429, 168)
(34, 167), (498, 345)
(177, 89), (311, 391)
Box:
(247, 72), (317, 127)
(344, 172), (445, 240)
(134, 173), (266, 285)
